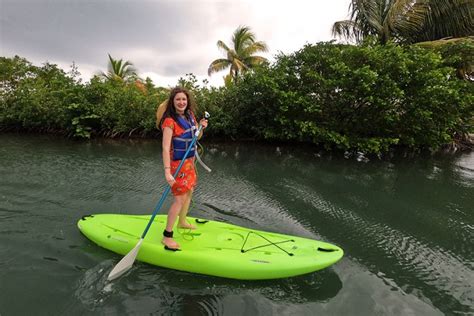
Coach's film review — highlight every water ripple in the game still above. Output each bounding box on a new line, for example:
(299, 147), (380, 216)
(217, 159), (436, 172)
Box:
(286, 179), (473, 312)
(197, 172), (320, 239)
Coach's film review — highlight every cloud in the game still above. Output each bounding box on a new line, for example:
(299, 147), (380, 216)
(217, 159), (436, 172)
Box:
(1, 0), (351, 86)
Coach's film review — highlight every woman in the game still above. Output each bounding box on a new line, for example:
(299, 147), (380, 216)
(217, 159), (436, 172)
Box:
(157, 87), (208, 250)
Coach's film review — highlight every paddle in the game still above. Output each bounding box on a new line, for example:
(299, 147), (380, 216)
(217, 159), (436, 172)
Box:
(107, 111), (210, 281)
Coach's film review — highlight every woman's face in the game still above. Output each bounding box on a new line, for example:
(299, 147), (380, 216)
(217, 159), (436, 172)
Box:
(173, 92), (188, 115)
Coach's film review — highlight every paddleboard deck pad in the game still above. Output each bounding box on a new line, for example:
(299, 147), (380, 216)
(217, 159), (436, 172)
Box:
(77, 214), (343, 280)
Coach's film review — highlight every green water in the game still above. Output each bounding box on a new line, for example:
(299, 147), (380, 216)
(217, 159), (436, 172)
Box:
(0, 134), (472, 315)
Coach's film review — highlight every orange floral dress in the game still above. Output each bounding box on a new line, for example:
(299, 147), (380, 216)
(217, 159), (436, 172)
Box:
(162, 116), (197, 196)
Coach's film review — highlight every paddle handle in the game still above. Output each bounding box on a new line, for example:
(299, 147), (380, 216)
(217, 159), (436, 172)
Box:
(140, 121), (206, 239)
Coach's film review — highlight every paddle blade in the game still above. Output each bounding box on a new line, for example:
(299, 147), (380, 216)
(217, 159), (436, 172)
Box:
(107, 238), (143, 281)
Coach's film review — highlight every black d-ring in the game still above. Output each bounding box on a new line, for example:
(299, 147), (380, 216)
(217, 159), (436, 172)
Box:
(317, 247), (337, 252)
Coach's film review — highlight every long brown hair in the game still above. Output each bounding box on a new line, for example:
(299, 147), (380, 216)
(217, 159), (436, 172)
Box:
(156, 87), (197, 129)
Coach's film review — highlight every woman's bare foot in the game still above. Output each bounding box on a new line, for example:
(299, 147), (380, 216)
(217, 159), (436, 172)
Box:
(162, 237), (180, 250)
(178, 222), (196, 230)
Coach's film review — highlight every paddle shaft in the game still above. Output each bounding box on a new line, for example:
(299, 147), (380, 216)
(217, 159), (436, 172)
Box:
(140, 123), (204, 239)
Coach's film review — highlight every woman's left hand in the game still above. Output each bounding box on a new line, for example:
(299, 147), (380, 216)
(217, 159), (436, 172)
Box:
(200, 118), (208, 129)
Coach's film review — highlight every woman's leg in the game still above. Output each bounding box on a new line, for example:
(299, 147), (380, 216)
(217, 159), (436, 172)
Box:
(178, 189), (196, 229)
(162, 194), (187, 249)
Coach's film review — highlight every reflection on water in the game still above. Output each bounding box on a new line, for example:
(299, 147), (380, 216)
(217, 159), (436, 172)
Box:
(72, 256), (342, 315)
(76, 264), (342, 314)
(0, 134), (473, 315)
(454, 153), (474, 187)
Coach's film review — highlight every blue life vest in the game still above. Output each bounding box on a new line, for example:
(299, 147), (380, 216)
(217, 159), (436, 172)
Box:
(172, 115), (197, 161)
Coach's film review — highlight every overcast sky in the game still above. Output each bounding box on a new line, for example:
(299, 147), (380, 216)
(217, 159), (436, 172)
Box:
(1, 0), (351, 87)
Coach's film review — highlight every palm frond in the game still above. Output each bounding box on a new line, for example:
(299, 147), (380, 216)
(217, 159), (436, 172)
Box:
(232, 25), (255, 51)
(105, 54), (137, 81)
(332, 20), (364, 42)
(386, 0), (428, 39)
(217, 40), (231, 54)
(241, 41), (268, 57)
(422, 0), (474, 40)
(232, 58), (248, 73)
(243, 55), (268, 67)
(208, 59), (231, 76)
(351, 0), (384, 31)
(333, 0), (474, 44)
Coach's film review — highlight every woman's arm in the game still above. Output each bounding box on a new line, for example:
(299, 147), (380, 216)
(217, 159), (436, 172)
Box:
(162, 127), (175, 186)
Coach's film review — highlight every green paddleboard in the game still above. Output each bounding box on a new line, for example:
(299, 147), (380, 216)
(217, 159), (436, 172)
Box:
(77, 214), (343, 280)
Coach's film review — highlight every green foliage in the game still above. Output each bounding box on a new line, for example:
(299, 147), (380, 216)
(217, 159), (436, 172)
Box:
(68, 103), (99, 138)
(417, 37), (474, 81)
(0, 56), (164, 138)
(1, 58), (84, 133)
(1, 45), (472, 154)
(86, 78), (157, 135)
(197, 42), (473, 153)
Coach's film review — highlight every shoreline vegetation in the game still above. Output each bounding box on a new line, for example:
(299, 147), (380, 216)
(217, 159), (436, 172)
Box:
(1, 40), (473, 157)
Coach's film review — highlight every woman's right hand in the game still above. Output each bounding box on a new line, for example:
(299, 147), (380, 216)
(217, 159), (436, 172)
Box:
(165, 171), (176, 187)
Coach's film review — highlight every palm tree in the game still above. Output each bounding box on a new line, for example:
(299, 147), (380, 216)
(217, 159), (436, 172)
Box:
(332, 0), (474, 44)
(101, 54), (137, 81)
(411, 0), (473, 43)
(208, 25), (268, 83)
